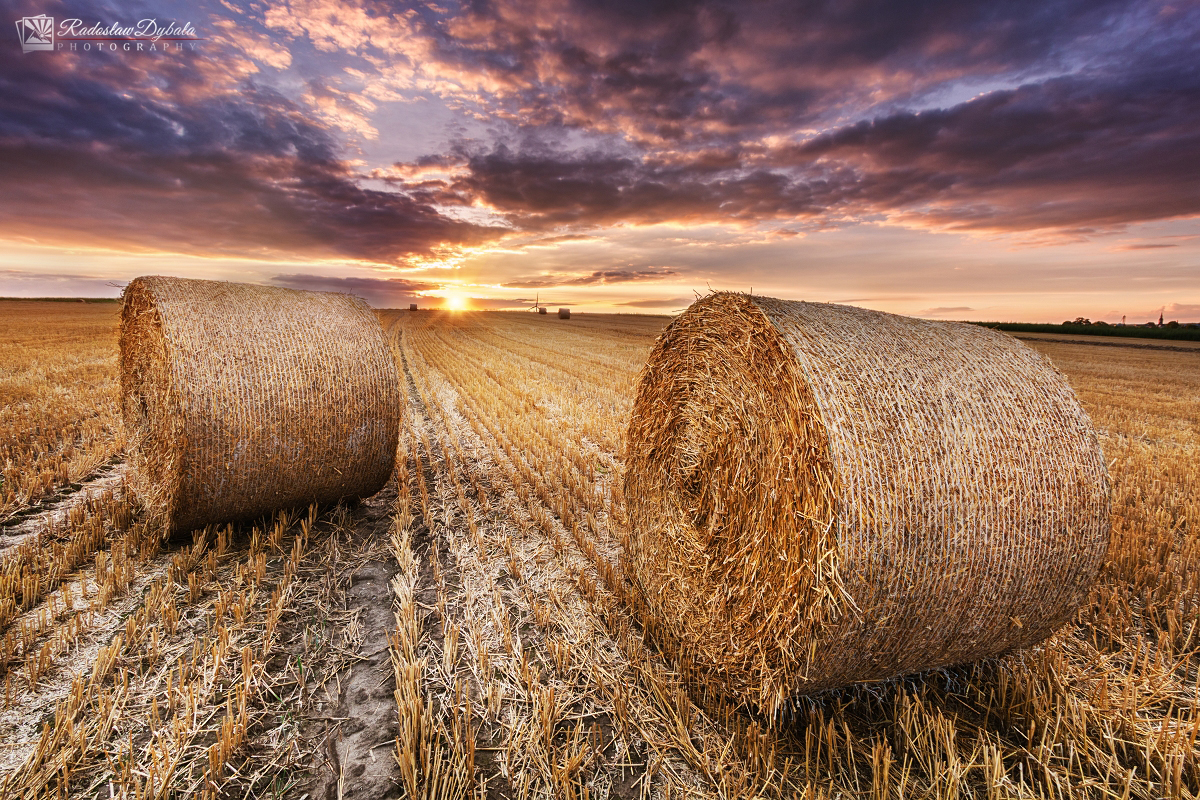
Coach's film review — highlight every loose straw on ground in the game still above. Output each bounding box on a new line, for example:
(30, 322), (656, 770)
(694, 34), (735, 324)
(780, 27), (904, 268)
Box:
(623, 292), (1110, 711)
(120, 276), (401, 534)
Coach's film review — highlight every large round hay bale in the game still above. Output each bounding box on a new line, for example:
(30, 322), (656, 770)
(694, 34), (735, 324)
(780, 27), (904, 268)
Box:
(623, 292), (1110, 710)
(120, 276), (401, 534)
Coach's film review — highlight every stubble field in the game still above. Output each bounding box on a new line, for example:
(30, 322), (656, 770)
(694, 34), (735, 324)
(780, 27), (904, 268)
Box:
(0, 300), (1197, 799)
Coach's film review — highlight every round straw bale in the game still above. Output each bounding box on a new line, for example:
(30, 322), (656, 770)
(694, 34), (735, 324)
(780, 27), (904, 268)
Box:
(624, 292), (1110, 710)
(120, 276), (401, 534)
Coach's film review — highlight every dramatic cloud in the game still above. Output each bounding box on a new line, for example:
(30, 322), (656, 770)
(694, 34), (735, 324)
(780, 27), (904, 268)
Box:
(270, 273), (439, 306)
(785, 61), (1200, 233)
(618, 296), (694, 309)
(413, 41), (1200, 236)
(503, 267), (679, 288)
(424, 145), (817, 229)
(0, 0), (503, 264)
(414, 0), (1132, 143)
(1, 0), (1198, 316)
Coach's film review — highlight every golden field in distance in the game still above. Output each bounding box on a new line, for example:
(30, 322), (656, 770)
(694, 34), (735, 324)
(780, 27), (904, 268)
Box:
(0, 300), (1196, 799)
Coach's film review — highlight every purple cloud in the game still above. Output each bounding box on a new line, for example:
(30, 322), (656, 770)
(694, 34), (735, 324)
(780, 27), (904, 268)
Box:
(503, 267), (680, 288)
(618, 296), (694, 309)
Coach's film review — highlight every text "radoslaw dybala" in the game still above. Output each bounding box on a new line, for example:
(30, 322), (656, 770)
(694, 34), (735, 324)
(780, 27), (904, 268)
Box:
(57, 19), (198, 41)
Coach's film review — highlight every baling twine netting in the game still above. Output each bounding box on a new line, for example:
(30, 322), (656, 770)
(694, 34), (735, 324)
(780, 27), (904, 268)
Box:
(120, 276), (401, 534)
(624, 293), (1110, 710)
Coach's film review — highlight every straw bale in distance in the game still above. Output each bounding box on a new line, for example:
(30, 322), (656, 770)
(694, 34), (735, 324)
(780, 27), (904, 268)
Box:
(623, 292), (1110, 710)
(120, 276), (401, 534)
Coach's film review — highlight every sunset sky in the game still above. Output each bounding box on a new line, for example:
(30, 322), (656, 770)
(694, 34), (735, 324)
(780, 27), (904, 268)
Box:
(2, 0), (1198, 320)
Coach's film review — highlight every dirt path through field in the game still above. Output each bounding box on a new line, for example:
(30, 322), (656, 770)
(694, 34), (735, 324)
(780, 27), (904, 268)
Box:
(302, 331), (470, 799)
(301, 489), (408, 799)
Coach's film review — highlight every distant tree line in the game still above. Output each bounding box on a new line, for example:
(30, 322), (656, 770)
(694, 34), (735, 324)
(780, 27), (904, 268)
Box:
(974, 321), (1200, 342)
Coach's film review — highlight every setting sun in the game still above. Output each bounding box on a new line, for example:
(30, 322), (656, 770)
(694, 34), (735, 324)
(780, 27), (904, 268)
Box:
(444, 293), (467, 311)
